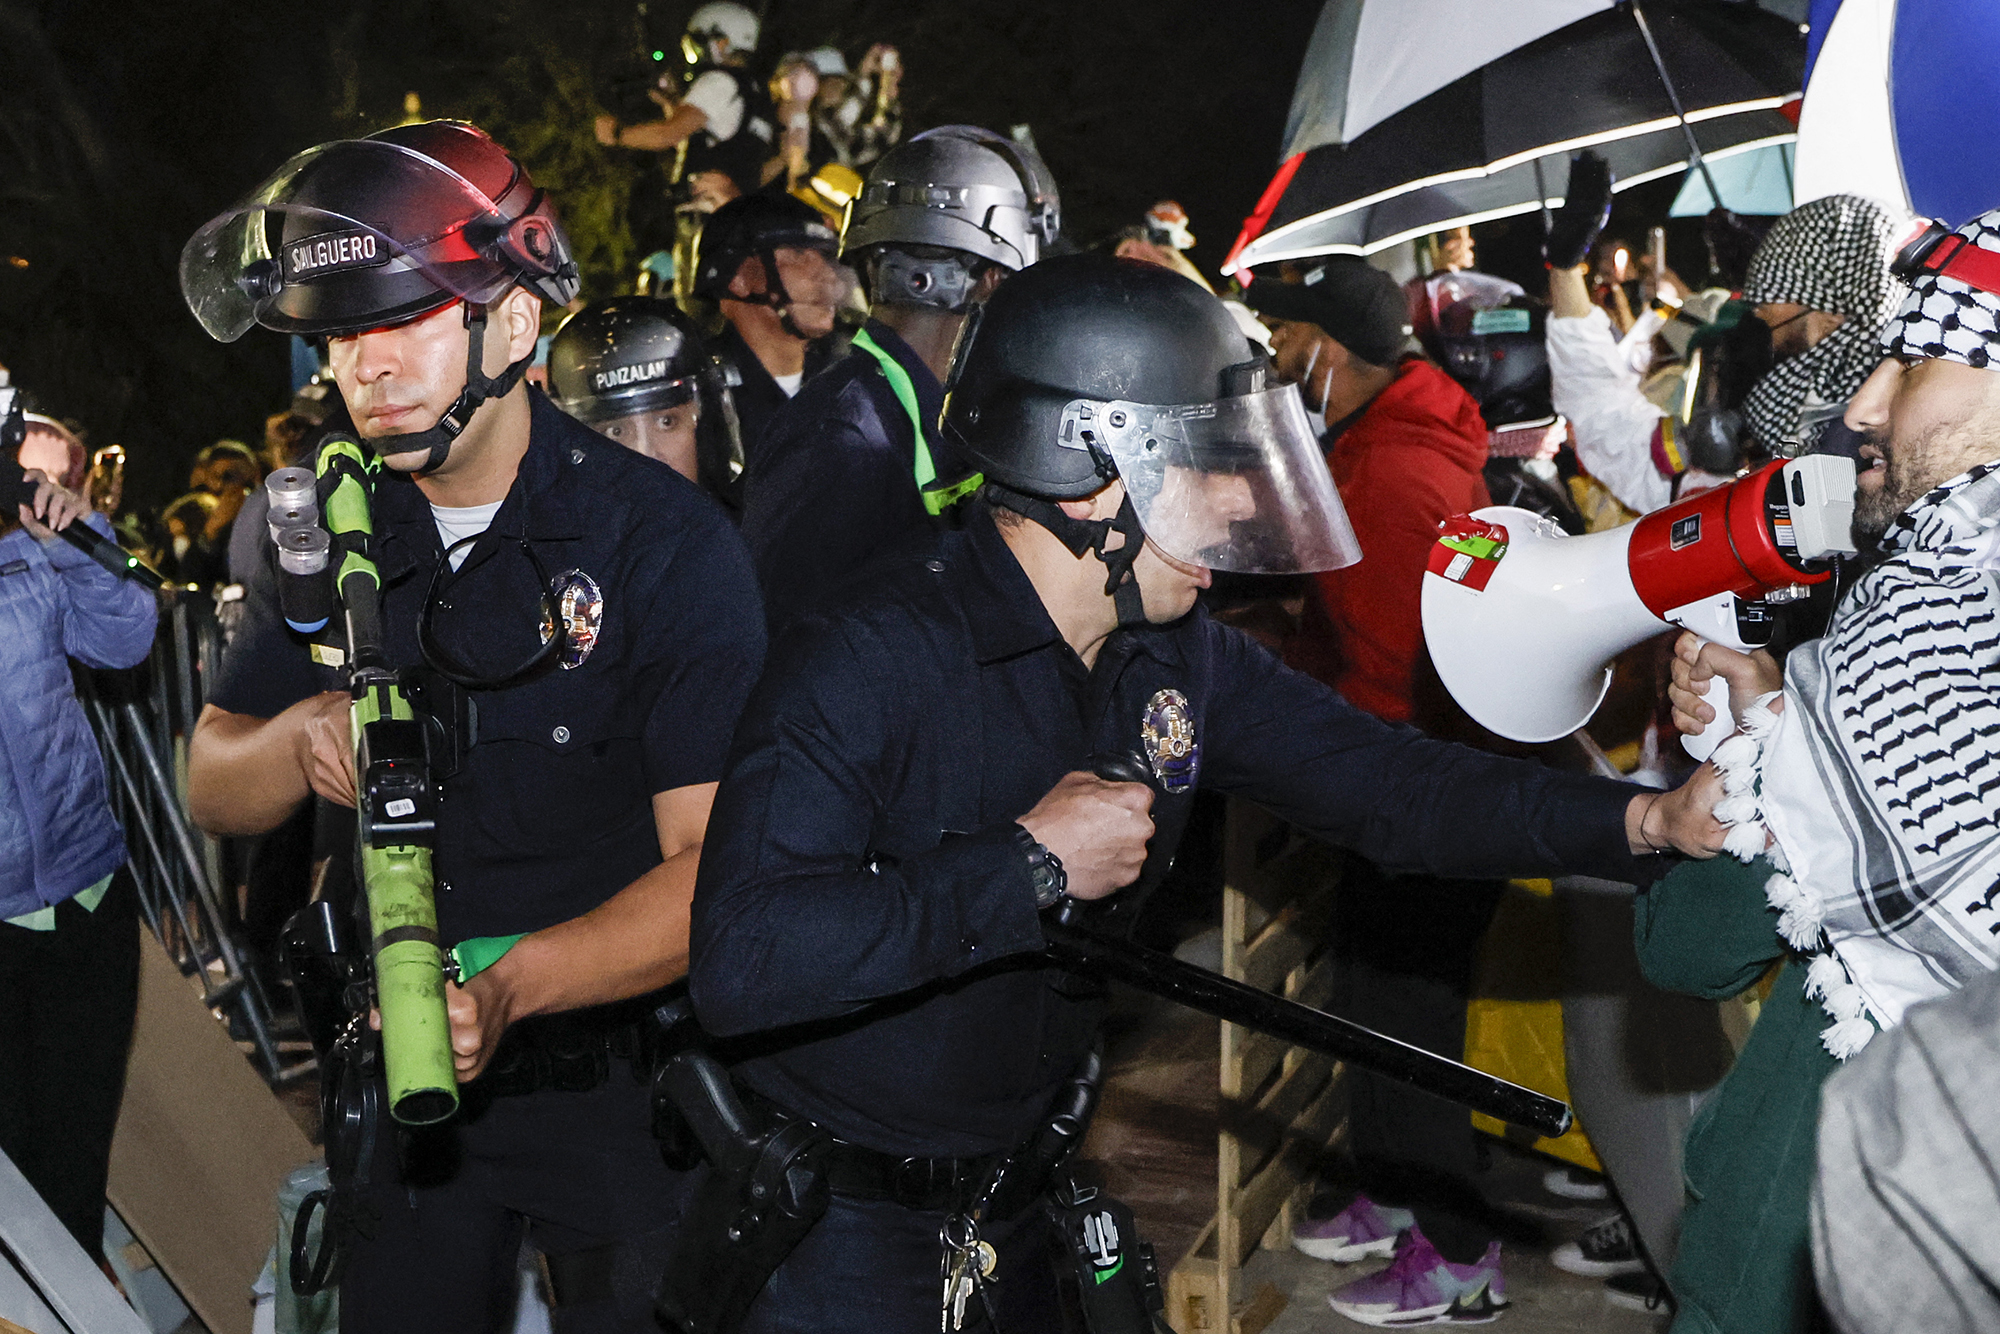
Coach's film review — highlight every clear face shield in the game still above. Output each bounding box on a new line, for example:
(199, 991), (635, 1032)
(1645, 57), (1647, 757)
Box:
(1062, 382), (1362, 575)
(768, 245), (860, 309)
(180, 140), (535, 342)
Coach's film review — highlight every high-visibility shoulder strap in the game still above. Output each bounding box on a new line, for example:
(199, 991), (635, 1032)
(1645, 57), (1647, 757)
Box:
(851, 328), (981, 516)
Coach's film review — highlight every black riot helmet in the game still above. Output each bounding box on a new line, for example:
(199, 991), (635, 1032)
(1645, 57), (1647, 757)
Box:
(549, 297), (711, 421)
(546, 296), (746, 503)
(180, 121), (581, 471)
(942, 254), (1360, 623)
(690, 192), (840, 300)
(1432, 300), (1554, 430)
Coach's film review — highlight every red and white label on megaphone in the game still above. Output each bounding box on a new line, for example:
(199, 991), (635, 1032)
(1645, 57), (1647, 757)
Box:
(1427, 515), (1510, 592)
(1420, 457), (1857, 745)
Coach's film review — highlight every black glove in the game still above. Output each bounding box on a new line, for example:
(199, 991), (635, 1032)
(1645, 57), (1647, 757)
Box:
(1682, 406), (1747, 475)
(1544, 151), (1614, 269)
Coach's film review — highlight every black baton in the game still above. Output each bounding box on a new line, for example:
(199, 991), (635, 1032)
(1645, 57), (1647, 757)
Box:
(1041, 756), (1574, 1140)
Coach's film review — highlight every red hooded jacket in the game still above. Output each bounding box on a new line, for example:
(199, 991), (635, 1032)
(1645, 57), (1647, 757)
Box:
(1292, 358), (1491, 722)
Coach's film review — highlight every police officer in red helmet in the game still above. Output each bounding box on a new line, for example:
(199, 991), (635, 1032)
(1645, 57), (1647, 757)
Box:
(180, 121), (765, 1332)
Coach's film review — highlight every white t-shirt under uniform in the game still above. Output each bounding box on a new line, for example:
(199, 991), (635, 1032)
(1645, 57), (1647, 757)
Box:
(432, 499), (504, 571)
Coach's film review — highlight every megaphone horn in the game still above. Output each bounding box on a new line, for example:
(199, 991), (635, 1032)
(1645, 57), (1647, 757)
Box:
(1420, 457), (1856, 744)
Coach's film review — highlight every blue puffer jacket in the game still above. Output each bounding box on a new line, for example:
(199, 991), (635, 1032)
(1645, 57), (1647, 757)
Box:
(0, 514), (158, 918)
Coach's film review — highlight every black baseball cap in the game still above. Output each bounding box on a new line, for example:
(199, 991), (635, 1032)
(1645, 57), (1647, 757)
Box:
(1246, 256), (1412, 367)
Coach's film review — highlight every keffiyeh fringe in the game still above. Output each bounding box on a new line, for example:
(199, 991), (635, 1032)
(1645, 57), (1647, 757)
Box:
(1707, 691), (1875, 1059)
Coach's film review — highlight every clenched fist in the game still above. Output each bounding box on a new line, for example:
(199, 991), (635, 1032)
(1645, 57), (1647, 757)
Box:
(1017, 771), (1155, 902)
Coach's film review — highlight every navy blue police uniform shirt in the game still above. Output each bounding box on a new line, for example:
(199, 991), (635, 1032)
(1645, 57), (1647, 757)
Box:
(715, 323), (840, 476)
(740, 318), (951, 638)
(209, 390), (766, 945)
(689, 504), (1660, 1161)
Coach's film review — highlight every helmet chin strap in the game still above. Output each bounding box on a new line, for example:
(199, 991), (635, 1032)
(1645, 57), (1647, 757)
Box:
(984, 482), (1151, 628)
(369, 303), (535, 473)
(744, 248), (822, 342)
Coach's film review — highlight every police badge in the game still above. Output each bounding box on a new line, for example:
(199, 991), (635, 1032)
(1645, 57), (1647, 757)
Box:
(539, 568), (604, 669)
(1140, 689), (1199, 794)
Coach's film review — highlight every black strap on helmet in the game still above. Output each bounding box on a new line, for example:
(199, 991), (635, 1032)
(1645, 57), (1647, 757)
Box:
(984, 481), (1150, 628)
(368, 302), (534, 473)
(735, 246), (819, 341)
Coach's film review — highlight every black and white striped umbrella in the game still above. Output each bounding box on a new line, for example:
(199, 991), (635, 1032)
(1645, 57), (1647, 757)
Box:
(1225, 1), (1806, 271)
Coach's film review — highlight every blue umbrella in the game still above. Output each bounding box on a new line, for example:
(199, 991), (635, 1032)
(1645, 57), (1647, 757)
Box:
(1670, 141), (1796, 215)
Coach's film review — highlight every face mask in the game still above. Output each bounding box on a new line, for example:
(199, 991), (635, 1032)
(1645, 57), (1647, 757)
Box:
(1300, 341), (1325, 425)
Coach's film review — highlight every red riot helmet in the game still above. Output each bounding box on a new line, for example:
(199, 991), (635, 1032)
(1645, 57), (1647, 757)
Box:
(179, 122), (580, 470)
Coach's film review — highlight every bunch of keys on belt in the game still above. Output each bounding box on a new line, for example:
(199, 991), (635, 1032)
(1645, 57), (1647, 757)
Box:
(940, 1212), (999, 1332)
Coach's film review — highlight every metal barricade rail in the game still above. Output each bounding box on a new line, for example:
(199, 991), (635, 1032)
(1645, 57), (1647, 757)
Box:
(79, 589), (307, 1087)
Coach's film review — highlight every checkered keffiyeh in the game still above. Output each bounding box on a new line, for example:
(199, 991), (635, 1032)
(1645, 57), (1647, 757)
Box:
(1739, 195), (1904, 454)
(1884, 209), (2000, 369)
(1710, 463), (2000, 1059)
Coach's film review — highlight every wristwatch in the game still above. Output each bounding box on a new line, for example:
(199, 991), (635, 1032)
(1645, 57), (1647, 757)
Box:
(1013, 824), (1068, 909)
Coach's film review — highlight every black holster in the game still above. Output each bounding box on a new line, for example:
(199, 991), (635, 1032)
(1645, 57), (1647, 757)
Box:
(651, 1004), (831, 1334)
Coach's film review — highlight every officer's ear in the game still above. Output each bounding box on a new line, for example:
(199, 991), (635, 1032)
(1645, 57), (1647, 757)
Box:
(489, 287), (543, 373)
(973, 264), (1007, 305)
(727, 255), (765, 300)
(1057, 480), (1125, 524)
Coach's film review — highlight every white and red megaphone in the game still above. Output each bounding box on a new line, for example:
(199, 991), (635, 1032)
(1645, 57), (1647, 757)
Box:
(1420, 456), (1858, 749)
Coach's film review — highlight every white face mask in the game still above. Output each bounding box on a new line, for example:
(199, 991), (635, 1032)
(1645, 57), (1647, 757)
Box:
(1299, 341), (1329, 431)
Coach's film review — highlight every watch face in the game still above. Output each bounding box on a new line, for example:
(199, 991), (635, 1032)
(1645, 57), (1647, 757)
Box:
(1027, 843), (1065, 905)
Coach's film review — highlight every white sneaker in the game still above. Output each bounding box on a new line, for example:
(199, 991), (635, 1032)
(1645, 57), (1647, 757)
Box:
(1541, 1166), (1609, 1201)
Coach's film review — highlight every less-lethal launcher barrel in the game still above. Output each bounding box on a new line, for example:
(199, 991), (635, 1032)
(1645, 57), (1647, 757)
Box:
(353, 685), (457, 1125)
(319, 436), (458, 1126)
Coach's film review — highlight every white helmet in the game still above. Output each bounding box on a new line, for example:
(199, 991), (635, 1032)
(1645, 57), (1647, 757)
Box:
(685, 2), (759, 58)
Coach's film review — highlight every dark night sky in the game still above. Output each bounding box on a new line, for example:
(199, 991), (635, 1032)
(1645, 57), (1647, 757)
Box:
(0, 0), (1768, 513)
(0, 0), (1323, 508)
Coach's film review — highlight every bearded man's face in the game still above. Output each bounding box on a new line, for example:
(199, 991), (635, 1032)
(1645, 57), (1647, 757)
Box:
(1844, 355), (2000, 544)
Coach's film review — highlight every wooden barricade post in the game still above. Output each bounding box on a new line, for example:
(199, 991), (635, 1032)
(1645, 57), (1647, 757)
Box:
(1166, 801), (1345, 1334)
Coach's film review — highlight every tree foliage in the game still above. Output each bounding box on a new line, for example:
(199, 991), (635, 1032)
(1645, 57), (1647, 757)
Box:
(0, 0), (1316, 510)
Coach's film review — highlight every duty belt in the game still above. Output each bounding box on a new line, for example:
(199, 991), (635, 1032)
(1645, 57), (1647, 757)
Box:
(740, 1090), (1009, 1214)
(818, 1140), (1010, 1214)
(471, 1008), (652, 1100)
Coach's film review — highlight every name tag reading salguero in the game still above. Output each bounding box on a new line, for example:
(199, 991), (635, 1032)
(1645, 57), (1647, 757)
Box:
(284, 229), (391, 283)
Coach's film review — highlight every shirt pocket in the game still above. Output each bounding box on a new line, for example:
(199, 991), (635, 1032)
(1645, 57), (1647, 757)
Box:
(458, 669), (652, 859)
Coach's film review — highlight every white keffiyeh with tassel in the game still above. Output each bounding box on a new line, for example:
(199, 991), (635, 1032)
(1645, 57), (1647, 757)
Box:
(1709, 462), (2000, 1059)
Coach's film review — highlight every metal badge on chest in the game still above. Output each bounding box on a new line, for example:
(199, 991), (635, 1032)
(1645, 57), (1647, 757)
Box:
(1140, 688), (1199, 794)
(539, 568), (604, 669)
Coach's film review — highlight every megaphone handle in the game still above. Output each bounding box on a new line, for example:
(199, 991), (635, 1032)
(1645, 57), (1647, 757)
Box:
(1682, 674), (1735, 762)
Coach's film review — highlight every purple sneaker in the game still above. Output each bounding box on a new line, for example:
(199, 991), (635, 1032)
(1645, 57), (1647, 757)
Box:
(1292, 1193), (1417, 1262)
(1326, 1228), (1508, 1326)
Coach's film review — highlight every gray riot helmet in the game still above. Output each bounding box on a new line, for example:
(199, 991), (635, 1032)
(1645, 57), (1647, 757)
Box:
(842, 126), (1061, 311)
(546, 296), (745, 504)
(179, 120), (580, 472)
(943, 254), (1359, 623)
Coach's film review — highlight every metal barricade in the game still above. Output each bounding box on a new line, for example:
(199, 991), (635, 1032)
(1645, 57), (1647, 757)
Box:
(78, 590), (304, 1086)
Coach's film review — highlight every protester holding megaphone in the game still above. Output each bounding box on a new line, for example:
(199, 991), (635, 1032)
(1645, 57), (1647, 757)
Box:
(1623, 207), (2000, 1334)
